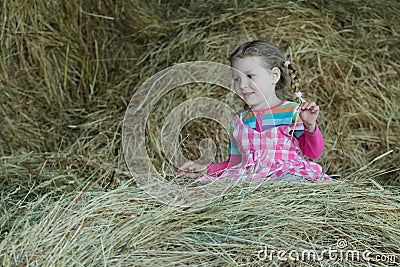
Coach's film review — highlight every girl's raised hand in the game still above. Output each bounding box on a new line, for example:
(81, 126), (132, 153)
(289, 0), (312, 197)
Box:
(299, 101), (319, 132)
(175, 161), (208, 178)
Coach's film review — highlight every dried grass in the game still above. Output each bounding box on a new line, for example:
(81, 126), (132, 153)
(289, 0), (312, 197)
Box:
(1, 0), (399, 266)
(2, 176), (400, 266)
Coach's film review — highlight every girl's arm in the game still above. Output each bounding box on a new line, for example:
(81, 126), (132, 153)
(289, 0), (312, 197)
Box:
(207, 154), (241, 176)
(298, 123), (324, 159)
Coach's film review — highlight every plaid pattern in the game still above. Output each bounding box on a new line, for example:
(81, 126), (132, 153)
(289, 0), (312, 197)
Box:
(229, 101), (304, 155)
(200, 110), (332, 182)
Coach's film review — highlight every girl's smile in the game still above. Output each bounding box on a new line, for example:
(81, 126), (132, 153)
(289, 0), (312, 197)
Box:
(242, 92), (255, 98)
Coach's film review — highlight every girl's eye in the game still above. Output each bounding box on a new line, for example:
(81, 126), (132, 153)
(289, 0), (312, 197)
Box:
(247, 74), (255, 79)
(233, 77), (240, 82)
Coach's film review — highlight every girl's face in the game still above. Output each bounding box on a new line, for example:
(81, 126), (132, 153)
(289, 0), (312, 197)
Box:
(231, 56), (281, 110)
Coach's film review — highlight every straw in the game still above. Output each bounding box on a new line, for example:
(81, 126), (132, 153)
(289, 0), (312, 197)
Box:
(1, 0), (399, 266)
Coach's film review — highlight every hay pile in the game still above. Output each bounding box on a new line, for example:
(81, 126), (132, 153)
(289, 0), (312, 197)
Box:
(1, 178), (400, 266)
(1, 0), (399, 266)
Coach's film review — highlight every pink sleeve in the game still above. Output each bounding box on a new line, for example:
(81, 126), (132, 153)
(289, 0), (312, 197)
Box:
(207, 154), (241, 177)
(298, 124), (324, 159)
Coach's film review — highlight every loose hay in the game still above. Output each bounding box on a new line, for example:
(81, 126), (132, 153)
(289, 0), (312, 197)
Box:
(1, 0), (400, 266)
(1, 177), (400, 266)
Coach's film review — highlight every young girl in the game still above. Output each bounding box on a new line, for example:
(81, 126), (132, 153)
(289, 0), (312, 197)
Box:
(176, 40), (332, 182)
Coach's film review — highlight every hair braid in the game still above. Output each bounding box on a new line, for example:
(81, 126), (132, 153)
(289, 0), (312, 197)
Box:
(286, 63), (300, 93)
(285, 62), (305, 103)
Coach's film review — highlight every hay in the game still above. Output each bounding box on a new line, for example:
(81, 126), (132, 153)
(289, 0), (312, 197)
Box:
(0, 0), (398, 179)
(1, 177), (399, 266)
(1, 0), (400, 266)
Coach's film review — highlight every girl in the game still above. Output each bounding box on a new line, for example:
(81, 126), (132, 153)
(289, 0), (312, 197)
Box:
(176, 40), (332, 182)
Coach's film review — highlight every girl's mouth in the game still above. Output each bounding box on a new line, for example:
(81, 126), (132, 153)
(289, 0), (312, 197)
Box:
(243, 92), (255, 97)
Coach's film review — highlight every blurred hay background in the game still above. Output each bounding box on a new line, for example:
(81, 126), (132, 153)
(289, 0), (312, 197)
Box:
(1, 0), (399, 266)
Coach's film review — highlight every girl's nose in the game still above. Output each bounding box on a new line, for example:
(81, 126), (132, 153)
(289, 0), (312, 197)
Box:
(239, 77), (249, 89)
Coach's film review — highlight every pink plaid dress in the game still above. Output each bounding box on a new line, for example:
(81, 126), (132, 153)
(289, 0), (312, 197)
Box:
(200, 112), (332, 182)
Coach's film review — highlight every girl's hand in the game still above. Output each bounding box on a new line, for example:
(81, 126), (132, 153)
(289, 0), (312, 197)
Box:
(175, 161), (208, 178)
(299, 101), (319, 132)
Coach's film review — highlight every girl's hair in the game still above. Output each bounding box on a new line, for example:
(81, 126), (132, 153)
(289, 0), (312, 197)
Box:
(229, 40), (300, 93)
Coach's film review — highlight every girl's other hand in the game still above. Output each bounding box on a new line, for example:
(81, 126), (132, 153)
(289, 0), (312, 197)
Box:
(175, 161), (207, 178)
(299, 101), (319, 132)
